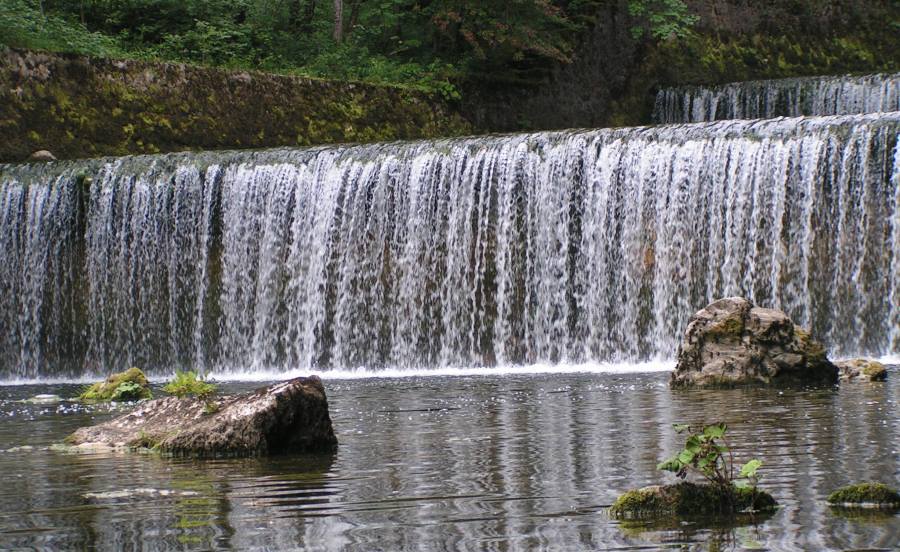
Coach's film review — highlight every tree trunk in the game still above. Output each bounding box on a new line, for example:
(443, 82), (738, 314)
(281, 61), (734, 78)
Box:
(347, 0), (363, 37)
(333, 0), (344, 42)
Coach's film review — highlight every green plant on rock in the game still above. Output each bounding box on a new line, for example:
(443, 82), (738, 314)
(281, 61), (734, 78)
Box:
(78, 367), (152, 402)
(658, 423), (763, 492)
(163, 370), (217, 399)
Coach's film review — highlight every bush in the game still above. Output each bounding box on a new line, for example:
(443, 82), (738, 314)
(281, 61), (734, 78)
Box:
(162, 370), (217, 398)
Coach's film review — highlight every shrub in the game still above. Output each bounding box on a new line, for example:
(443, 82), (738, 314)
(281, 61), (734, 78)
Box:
(162, 370), (217, 398)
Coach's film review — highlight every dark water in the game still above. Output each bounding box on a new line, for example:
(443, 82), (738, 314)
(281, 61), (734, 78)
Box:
(0, 370), (898, 551)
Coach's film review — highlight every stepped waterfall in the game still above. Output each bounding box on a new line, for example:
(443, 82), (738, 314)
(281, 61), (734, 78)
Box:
(654, 72), (900, 124)
(2, 91), (899, 380)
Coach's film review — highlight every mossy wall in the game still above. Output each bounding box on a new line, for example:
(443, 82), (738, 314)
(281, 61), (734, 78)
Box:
(0, 47), (472, 162)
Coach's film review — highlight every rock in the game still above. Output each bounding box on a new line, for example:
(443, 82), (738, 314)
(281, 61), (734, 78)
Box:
(67, 376), (337, 457)
(827, 483), (900, 508)
(78, 367), (153, 402)
(28, 150), (56, 162)
(609, 482), (777, 519)
(835, 359), (887, 382)
(25, 394), (62, 404)
(671, 297), (838, 388)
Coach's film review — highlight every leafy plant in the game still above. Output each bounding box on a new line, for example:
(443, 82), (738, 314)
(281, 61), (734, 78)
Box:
(657, 423), (763, 491)
(162, 370), (217, 399)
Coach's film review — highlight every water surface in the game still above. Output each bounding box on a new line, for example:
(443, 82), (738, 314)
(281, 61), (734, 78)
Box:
(0, 370), (898, 551)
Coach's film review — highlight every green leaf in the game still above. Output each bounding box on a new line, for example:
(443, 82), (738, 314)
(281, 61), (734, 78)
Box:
(739, 459), (762, 478)
(672, 423), (690, 434)
(657, 457), (683, 472)
(678, 449), (695, 464)
(734, 480), (750, 489)
(703, 423), (727, 439)
(685, 435), (701, 453)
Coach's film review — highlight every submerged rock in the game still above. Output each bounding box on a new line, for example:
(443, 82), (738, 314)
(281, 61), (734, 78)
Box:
(671, 297), (838, 388)
(835, 359), (887, 382)
(827, 483), (900, 508)
(609, 482), (777, 519)
(25, 394), (62, 404)
(27, 149), (56, 162)
(78, 367), (152, 402)
(67, 376), (337, 457)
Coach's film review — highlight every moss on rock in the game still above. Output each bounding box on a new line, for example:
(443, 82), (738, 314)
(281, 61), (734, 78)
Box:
(827, 483), (900, 507)
(609, 482), (777, 519)
(78, 367), (152, 402)
(0, 48), (472, 162)
(836, 359), (888, 382)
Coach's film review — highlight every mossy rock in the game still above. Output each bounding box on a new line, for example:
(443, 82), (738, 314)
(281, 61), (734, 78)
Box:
(609, 482), (777, 519)
(835, 359), (887, 382)
(827, 483), (900, 508)
(78, 367), (152, 402)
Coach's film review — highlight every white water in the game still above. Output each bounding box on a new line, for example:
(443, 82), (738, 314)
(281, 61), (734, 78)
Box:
(1, 113), (899, 379)
(654, 73), (900, 124)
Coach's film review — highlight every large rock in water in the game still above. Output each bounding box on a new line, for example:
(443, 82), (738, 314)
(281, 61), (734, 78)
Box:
(68, 376), (337, 457)
(671, 297), (838, 388)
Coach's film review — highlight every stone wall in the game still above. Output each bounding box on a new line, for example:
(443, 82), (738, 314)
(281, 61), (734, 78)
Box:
(0, 48), (472, 163)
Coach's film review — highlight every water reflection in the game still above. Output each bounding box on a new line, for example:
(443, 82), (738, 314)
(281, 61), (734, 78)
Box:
(0, 372), (898, 550)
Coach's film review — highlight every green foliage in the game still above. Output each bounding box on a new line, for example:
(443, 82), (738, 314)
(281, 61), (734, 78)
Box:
(163, 371), (217, 398)
(628, 0), (697, 39)
(79, 367), (153, 402)
(0, 0), (125, 57)
(658, 423), (763, 491)
(3, 0), (698, 93)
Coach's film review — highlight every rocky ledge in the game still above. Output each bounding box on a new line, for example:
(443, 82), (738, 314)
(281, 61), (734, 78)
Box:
(671, 297), (838, 388)
(67, 376), (337, 457)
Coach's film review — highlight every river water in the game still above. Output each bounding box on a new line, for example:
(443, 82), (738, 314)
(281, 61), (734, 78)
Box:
(1, 369), (897, 551)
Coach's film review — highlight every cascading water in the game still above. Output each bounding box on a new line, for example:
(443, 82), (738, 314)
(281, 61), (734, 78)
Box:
(1, 112), (899, 379)
(654, 73), (900, 124)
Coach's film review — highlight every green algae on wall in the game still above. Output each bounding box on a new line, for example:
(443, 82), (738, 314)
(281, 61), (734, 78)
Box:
(0, 48), (472, 162)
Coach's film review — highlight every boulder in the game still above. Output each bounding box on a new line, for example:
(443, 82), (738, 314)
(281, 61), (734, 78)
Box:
(609, 482), (776, 519)
(28, 150), (56, 162)
(671, 297), (838, 388)
(835, 359), (887, 382)
(67, 376), (337, 457)
(79, 367), (153, 402)
(827, 483), (900, 508)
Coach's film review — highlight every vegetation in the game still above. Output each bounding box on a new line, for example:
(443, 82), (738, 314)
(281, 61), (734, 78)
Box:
(78, 367), (153, 402)
(163, 370), (217, 398)
(657, 423), (763, 491)
(827, 483), (900, 507)
(610, 422), (776, 519)
(1, 0), (696, 94)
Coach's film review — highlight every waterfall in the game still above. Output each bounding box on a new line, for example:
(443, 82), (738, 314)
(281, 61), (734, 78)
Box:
(1, 112), (899, 379)
(654, 73), (900, 124)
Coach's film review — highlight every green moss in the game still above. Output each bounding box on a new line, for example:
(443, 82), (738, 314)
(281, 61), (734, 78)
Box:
(0, 48), (472, 162)
(610, 483), (777, 519)
(78, 367), (152, 402)
(827, 483), (900, 506)
(705, 315), (745, 340)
